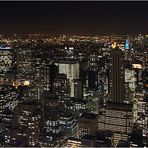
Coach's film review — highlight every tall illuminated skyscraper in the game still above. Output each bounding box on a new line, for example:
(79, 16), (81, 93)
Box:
(55, 61), (79, 97)
(125, 39), (130, 50)
(109, 46), (125, 102)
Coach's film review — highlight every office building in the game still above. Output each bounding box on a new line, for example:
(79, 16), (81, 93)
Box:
(0, 85), (17, 120)
(5, 101), (41, 147)
(55, 61), (79, 97)
(59, 111), (77, 138)
(5, 128), (27, 147)
(88, 70), (98, 90)
(62, 137), (81, 147)
(41, 92), (62, 147)
(72, 98), (88, 117)
(78, 113), (98, 138)
(104, 101), (133, 133)
(133, 91), (148, 137)
(73, 79), (83, 98)
(52, 74), (71, 110)
(104, 101), (133, 146)
(42, 92), (60, 134)
(109, 46), (125, 102)
(0, 46), (13, 76)
(16, 47), (33, 80)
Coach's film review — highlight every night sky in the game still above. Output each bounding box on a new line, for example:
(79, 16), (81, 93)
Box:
(0, 1), (148, 35)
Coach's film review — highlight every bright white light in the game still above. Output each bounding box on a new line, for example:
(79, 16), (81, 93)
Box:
(132, 64), (142, 69)
(24, 80), (30, 86)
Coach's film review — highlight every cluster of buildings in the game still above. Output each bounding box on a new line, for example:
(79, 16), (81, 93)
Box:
(0, 34), (148, 147)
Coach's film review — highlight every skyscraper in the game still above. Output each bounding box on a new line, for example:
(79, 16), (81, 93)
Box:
(41, 92), (61, 147)
(109, 46), (125, 102)
(52, 74), (71, 110)
(55, 61), (79, 97)
(0, 46), (13, 77)
(78, 113), (98, 138)
(5, 101), (41, 147)
(104, 101), (133, 146)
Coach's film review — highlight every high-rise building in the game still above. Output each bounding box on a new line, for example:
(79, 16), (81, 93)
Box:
(31, 58), (49, 100)
(0, 46), (13, 75)
(104, 101), (133, 134)
(104, 101), (133, 146)
(125, 39), (130, 50)
(49, 63), (59, 93)
(0, 85), (17, 120)
(78, 113), (98, 138)
(55, 61), (79, 97)
(72, 98), (88, 118)
(5, 101), (41, 147)
(109, 47), (125, 102)
(88, 70), (98, 90)
(2, 108), (13, 128)
(5, 128), (26, 147)
(87, 54), (99, 71)
(132, 63), (143, 85)
(0, 45), (14, 87)
(133, 91), (148, 137)
(16, 47), (33, 80)
(0, 85), (17, 140)
(0, 119), (5, 135)
(52, 74), (71, 110)
(59, 111), (77, 138)
(73, 79), (83, 98)
(41, 92), (62, 147)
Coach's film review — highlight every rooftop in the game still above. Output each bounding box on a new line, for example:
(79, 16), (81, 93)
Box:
(55, 74), (67, 79)
(54, 60), (79, 64)
(82, 135), (96, 140)
(72, 98), (88, 104)
(43, 91), (58, 100)
(80, 112), (98, 119)
(106, 101), (133, 111)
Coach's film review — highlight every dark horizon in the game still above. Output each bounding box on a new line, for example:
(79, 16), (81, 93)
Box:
(0, 1), (148, 35)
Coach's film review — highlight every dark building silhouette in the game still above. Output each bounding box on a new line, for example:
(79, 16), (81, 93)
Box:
(49, 63), (59, 93)
(78, 113), (98, 138)
(109, 47), (125, 102)
(41, 92), (62, 147)
(88, 71), (98, 90)
(74, 79), (83, 98)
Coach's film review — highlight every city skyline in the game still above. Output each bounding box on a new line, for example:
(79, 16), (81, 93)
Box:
(0, 1), (148, 147)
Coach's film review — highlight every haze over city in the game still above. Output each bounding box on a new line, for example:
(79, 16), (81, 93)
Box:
(0, 2), (148, 35)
